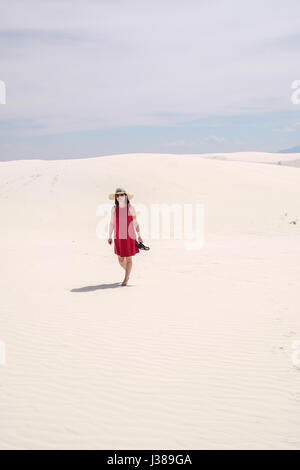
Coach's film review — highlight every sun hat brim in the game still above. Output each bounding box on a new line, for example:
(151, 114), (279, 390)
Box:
(108, 192), (133, 200)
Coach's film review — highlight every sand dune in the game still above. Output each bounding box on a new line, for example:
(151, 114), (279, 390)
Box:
(198, 151), (300, 166)
(0, 152), (300, 449)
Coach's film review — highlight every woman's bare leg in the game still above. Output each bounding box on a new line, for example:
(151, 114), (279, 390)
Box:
(118, 256), (127, 271)
(122, 256), (132, 285)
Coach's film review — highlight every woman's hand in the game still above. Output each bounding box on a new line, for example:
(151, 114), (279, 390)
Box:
(137, 235), (143, 244)
(108, 238), (112, 245)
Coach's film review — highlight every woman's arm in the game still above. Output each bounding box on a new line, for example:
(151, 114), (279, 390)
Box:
(129, 205), (143, 242)
(108, 206), (115, 243)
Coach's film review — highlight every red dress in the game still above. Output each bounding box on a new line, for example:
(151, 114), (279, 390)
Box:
(114, 204), (140, 257)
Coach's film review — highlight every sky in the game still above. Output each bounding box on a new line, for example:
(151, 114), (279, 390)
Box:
(1, 0), (300, 161)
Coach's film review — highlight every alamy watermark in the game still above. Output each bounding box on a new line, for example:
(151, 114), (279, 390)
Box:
(0, 340), (6, 365)
(291, 340), (300, 367)
(291, 80), (300, 104)
(0, 80), (6, 104)
(96, 202), (205, 249)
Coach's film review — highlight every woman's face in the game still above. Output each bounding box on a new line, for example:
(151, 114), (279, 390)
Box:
(116, 193), (127, 204)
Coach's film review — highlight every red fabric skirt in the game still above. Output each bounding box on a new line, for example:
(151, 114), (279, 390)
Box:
(114, 204), (140, 257)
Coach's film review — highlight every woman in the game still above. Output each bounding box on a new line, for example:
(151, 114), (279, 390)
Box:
(108, 187), (143, 286)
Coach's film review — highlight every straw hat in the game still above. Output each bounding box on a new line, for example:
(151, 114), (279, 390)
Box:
(108, 187), (134, 200)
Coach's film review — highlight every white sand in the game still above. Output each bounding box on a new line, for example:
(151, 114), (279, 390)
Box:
(197, 151), (300, 166)
(0, 152), (300, 450)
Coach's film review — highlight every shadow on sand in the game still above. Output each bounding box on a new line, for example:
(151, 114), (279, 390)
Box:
(71, 282), (132, 292)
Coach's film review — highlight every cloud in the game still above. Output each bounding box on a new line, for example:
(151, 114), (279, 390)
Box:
(1, 0), (300, 139)
(201, 136), (225, 143)
(0, 28), (84, 44)
(279, 122), (300, 132)
(167, 135), (225, 148)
